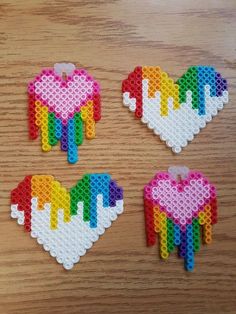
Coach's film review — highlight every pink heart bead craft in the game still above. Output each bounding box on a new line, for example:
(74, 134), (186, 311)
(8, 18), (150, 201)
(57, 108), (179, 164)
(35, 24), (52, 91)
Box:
(144, 167), (217, 271)
(28, 63), (101, 163)
(122, 66), (228, 153)
(11, 174), (124, 270)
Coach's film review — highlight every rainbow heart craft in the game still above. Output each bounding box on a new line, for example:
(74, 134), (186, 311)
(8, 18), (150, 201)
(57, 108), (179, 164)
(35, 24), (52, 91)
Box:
(10, 174), (124, 270)
(144, 168), (217, 271)
(28, 65), (101, 163)
(10, 63), (226, 272)
(122, 66), (228, 153)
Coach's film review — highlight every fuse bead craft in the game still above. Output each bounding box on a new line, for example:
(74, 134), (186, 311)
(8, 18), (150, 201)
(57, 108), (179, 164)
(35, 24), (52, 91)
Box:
(11, 174), (123, 270)
(144, 169), (217, 271)
(122, 66), (228, 153)
(28, 64), (101, 163)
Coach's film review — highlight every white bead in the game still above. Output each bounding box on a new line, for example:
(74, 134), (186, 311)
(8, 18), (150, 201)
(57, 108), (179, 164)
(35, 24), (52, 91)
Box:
(123, 76), (228, 153)
(11, 195), (124, 270)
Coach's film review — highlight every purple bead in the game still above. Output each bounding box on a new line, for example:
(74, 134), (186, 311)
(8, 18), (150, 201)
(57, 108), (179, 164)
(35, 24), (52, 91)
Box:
(109, 181), (117, 206)
(179, 230), (186, 258)
(116, 187), (123, 200)
(215, 72), (227, 97)
(61, 124), (68, 151)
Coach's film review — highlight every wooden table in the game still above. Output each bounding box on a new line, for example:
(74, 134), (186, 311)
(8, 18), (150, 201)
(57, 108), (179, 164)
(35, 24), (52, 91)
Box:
(0, 1), (235, 313)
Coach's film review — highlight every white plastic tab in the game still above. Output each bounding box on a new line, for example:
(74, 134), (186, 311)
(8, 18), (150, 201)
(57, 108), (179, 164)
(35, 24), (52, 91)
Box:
(54, 63), (76, 77)
(168, 166), (189, 180)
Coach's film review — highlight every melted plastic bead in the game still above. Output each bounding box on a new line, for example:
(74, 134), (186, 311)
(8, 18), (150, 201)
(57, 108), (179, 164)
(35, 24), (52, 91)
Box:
(28, 63), (101, 164)
(143, 167), (218, 271)
(122, 66), (228, 153)
(11, 174), (124, 270)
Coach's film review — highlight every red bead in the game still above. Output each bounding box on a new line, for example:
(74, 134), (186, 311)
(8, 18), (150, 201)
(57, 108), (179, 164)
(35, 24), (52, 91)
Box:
(28, 93), (39, 139)
(144, 199), (156, 246)
(122, 66), (143, 118)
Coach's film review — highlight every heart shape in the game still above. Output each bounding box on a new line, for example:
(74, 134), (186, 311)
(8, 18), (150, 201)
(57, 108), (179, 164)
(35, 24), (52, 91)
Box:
(11, 174), (124, 270)
(145, 170), (215, 228)
(144, 168), (217, 271)
(122, 66), (228, 153)
(28, 65), (101, 163)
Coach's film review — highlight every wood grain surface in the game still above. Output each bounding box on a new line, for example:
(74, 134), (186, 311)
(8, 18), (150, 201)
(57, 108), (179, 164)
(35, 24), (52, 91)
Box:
(0, 1), (236, 313)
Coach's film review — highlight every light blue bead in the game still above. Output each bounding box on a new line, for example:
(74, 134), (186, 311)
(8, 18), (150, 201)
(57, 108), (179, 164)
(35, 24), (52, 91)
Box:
(197, 66), (216, 116)
(55, 118), (62, 139)
(174, 224), (181, 245)
(89, 174), (111, 228)
(67, 118), (78, 164)
(185, 224), (195, 271)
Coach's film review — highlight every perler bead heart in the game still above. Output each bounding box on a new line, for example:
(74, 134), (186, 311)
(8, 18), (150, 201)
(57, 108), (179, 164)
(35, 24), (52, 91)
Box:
(11, 174), (123, 270)
(28, 63), (101, 163)
(122, 66), (228, 153)
(144, 167), (217, 271)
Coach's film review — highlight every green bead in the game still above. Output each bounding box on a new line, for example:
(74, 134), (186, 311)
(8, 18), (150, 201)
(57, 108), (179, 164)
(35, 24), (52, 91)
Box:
(193, 218), (201, 252)
(177, 66), (198, 109)
(69, 175), (91, 221)
(167, 218), (175, 252)
(48, 112), (57, 145)
(80, 176), (90, 221)
(70, 187), (78, 216)
(74, 113), (83, 145)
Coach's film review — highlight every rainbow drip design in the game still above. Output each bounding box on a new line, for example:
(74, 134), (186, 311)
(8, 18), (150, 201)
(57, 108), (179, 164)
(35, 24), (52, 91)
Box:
(28, 67), (101, 163)
(123, 65), (227, 117)
(144, 170), (217, 271)
(11, 174), (124, 269)
(122, 66), (228, 153)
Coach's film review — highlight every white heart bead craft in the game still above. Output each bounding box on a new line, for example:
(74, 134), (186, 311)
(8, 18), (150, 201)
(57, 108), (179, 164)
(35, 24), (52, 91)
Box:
(10, 174), (124, 270)
(122, 66), (228, 153)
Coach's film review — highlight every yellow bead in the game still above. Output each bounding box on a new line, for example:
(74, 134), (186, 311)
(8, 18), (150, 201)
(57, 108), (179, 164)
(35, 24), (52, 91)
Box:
(50, 181), (71, 229)
(39, 106), (51, 152)
(153, 206), (160, 232)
